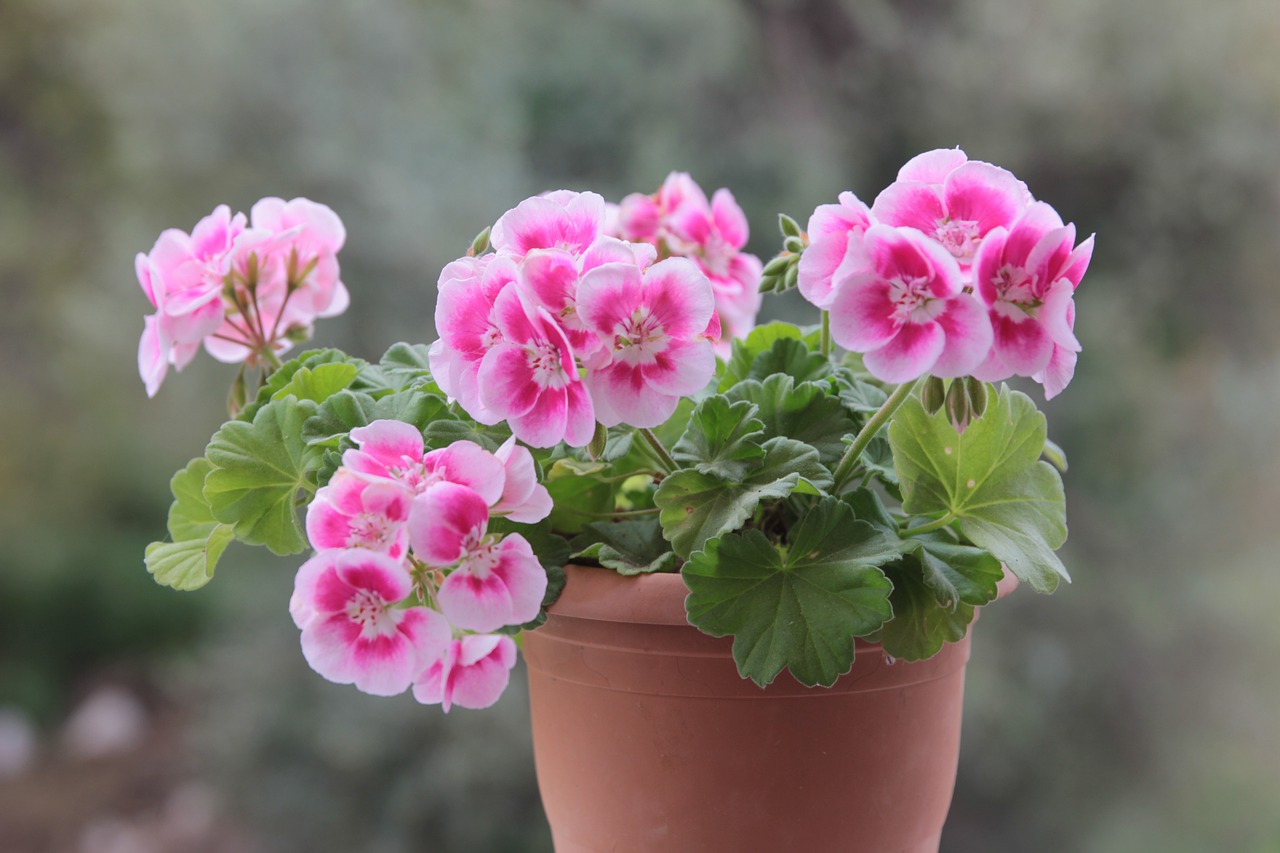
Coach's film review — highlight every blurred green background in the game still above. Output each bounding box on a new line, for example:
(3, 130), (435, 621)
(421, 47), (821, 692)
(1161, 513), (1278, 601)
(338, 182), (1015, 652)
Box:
(3, 0), (1279, 850)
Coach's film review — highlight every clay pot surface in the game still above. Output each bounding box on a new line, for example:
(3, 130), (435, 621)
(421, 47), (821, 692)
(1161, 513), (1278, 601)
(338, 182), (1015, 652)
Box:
(523, 565), (973, 853)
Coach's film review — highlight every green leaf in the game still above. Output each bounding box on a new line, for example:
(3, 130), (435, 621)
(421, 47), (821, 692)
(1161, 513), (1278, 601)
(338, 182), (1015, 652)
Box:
(378, 342), (437, 391)
(270, 362), (359, 405)
(725, 375), (856, 465)
(872, 558), (975, 662)
(422, 418), (512, 451)
(682, 498), (898, 686)
(544, 468), (615, 535)
(908, 538), (1003, 608)
(203, 397), (319, 555)
(718, 322), (819, 392)
(1042, 436), (1069, 472)
(746, 337), (830, 386)
(655, 437), (828, 558)
(672, 396), (765, 480)
(889, 385), (1068, 592)
(144, 458), (233, 590)
(238, 349), (360, 422)
(571, 518), (678, 575)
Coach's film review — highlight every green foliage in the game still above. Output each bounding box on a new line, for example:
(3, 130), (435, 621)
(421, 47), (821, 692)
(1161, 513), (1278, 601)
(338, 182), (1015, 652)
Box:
(718, 322), (821, 391)
(672, 396), (765, 480)
(682, 497), (900, 687)
(571, 518), (678, 575)
(204, 397), (320, 556)
(890, 385), (1068, 592)
(144, 458), (234, 590)
(725, 374), (855, 465)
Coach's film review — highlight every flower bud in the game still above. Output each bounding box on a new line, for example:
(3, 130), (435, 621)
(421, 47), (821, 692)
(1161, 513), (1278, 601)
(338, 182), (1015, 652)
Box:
(945, 377), (970, 434)
(783, 235), (806, 255)
(762, 255), (791, 277)
(921, 375), (947, 415)
(964, 377), (988, 418)
(778, 213), (803, 239)
(587, 421), (608, 461)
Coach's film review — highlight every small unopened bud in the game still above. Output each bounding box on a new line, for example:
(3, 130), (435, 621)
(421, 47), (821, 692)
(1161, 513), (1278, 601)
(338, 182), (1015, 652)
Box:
(762, 255), (790, 277)
(921, 376), (947, 415)
(468, 227), (492, 257)
(587, 421), (608, 461)
(964, 377), (988, 418)
(783, 235), (806, 255)
(778, 213), (803, 239)
(783, 263), (799, 293)
(945, 377), (970, 433)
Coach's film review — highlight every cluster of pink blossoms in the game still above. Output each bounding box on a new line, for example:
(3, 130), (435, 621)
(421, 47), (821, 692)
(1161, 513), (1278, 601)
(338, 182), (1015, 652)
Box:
(797, 148), (1094, 397)
(290, 420), (552, 710)
(428, 180), (762, 448)
(136, 197), (349, 397)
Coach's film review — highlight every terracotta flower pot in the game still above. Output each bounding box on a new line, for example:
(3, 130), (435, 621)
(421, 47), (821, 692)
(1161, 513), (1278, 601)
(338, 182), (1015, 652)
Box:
(523, 564), (980, 853)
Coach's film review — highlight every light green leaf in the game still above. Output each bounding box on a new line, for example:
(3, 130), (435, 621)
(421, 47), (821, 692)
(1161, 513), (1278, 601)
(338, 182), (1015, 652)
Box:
(718, 322), (820, 392)
(682, 498), (898, 686)
(238, 349), (360, 422)
(270, 362), (359, 405)
(726, 375), (855, 465)
(144, 458), (233, 590)
(889, 385), (1068, 592)
(746, 337), (830, 386)
(571, 518), (678, 575)
(378, 342), (437, 391)
(204, 397), (319, 555)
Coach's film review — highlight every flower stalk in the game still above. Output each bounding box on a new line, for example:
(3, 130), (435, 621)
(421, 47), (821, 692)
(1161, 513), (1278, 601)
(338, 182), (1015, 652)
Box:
(832, 376), (921, 490)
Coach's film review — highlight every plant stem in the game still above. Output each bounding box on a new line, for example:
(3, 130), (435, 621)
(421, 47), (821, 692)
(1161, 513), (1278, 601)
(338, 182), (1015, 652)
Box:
(899, 513), (957, 537)
(832, 376), (921, 490)
(639, 427), (678, 474)
(821, 311), (831, 358)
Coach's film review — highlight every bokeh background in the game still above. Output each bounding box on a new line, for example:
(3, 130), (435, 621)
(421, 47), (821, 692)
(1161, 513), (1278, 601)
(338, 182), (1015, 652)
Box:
(3, 1), (1280, 850)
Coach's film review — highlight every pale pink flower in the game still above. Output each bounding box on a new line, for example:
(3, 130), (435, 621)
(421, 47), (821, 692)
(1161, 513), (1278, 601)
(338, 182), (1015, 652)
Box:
(971, 201), (1094, 397)
(289, 548), (450, 697)
(413, 635), (518, 712)
(871, 149), (1031, 269)
(797, 191), (875, 309)
(436, 533), (547, 632)
(491, 437), (553, 523)
(343, 422), (506, 505)
(490, 190), (605, 259)
(429, 254), (519, 424)
(305, 468), (412, 559)
(477, 286), (596, 448)
(577, 258), (717, 428)
(828, 224), (992, 383)
(135, 205), (244, 395)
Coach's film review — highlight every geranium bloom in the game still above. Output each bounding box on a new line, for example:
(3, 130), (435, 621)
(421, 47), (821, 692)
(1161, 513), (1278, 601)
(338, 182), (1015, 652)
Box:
(436, 533), (547, 632)
(477, 286), (596, 448)
(342, 422), (505, 505)
(204, 198), (350, 365)
(413, 634), (518, 712)
(407, 481), (492, 567)
(136, 205), (245, 395)
(490, 190), (605, 259)
(828, 224), (992, 383)
(289, 548), (451, 697)
(971, 201), (1094, 397)
(797, 192), (874, 309)
(429, 253), (520, 424)
(305, 468), (412, 559)
(577, 258), (717, 428)
(871, 148), (1031, 269)
(619, 173), (762, 347)
(491, 437), (553, 523)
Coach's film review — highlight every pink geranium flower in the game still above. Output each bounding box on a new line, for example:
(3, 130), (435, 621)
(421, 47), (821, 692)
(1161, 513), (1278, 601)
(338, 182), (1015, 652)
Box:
(407, 481), (492, 568)
(490, 190), (605, 259)
(797, 191), (874, 309)
(971, 201), (1094, 397)
(491, 437), (553, 523)
(429, 253), (519, 424)
(305, 468), (412, 559)
(436, 533), (547, 632)
(135, 205), (245, 395)
(343, 422), (505, 505)
(871, 149), (1031, 269)
(577, 258), (717, 428)
(290, 548), (450, 697)
(828, 224), (992, 383)
(413, 635), (518, 712)
(477, 286), (596, 448)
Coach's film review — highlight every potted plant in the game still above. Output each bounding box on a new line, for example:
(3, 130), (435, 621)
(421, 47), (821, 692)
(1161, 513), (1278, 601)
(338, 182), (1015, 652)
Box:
(136, 149), (1092, 852)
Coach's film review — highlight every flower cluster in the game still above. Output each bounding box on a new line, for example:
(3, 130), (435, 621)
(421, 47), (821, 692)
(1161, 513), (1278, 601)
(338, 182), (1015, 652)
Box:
(290, 420), (552, 710)
(136, 197), (349, 397)
(797, 148), (1093, 397)
(429, 179), (762, 448)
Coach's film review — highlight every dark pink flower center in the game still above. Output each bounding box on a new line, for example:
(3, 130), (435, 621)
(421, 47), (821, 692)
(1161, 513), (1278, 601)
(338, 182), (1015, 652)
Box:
(526, 341), (571, 388)
(346, 588), (395, 634)
(992, 264), (1040, 308)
